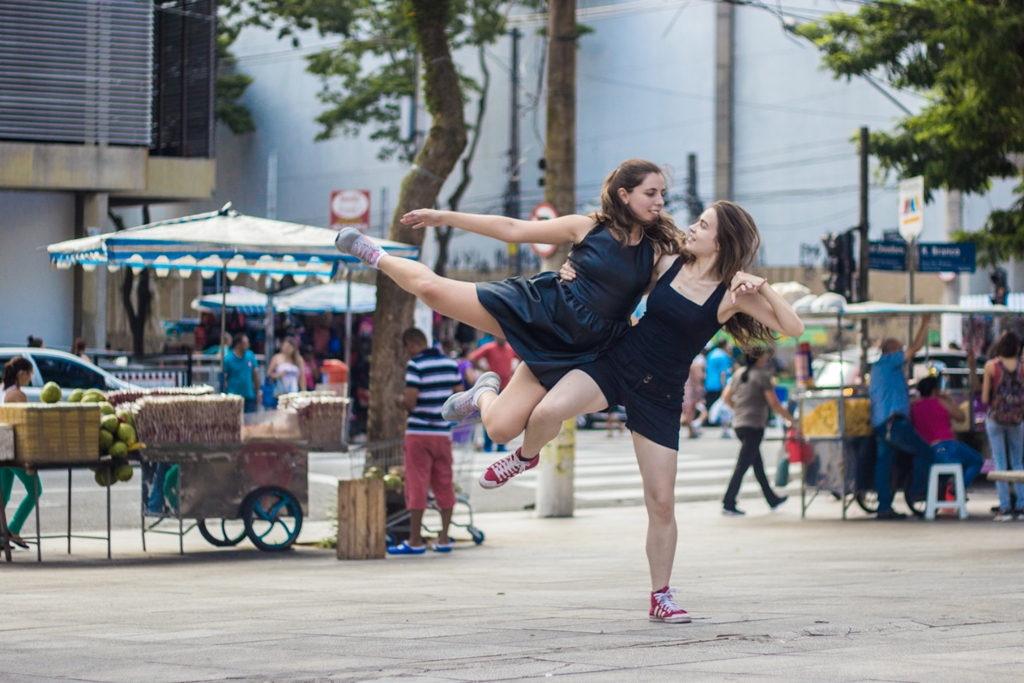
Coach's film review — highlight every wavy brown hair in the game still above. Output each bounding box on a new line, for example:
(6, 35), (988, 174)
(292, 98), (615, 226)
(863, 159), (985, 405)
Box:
(680, 200), (773, 348)
(588, 159), (683, 257)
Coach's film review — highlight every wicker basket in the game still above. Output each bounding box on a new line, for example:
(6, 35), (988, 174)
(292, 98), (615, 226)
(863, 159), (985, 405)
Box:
(0, 404), (100, 466)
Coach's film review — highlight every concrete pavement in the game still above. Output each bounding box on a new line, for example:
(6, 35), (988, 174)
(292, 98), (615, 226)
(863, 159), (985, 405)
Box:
(3, 492), (1023, 682)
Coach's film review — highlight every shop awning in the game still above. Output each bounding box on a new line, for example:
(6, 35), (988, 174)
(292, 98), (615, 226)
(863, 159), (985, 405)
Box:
(191, 282), (378, 316)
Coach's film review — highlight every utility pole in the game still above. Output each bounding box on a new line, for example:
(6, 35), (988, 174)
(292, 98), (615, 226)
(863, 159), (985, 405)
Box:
(536, 0), (576, 519)
(714, 3), (734, 201)
(505, 27), (522, 275)
(858, 127), (870, 385)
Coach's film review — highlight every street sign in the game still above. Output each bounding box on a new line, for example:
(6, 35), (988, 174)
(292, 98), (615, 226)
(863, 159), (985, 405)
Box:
(330, 189), (371, 232)
(529, 201), (559, 258)
(898, 176), (924, 243)
(868, 241), (906, 271)
(917, 242), (976, 273)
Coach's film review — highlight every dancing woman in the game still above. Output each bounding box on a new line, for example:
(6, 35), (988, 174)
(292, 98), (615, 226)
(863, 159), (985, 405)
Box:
(336, 159), (680, 473)
(482, 201), (803, 623)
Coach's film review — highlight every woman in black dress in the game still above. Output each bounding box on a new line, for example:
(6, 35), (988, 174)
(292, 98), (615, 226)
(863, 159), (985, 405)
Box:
(481, 201), (804, 623)
(337, 159), (680, 467)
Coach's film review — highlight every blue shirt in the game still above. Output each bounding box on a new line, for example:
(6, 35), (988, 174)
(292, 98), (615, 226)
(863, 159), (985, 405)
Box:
(705, 347), (732, 392)
(224, 349), (257, 400)
(869, 350), (909, 427)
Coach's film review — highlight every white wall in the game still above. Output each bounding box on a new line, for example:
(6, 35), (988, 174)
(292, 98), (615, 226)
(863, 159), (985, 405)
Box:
(0, 192), (75, 349)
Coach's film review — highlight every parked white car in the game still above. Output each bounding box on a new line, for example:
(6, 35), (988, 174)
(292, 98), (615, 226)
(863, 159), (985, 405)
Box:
(0, 348), (137, 402)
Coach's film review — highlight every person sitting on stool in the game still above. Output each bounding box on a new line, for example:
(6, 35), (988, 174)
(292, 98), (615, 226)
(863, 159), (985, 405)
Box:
(869, 315), (933, 519)
(910, 376), (983, 489)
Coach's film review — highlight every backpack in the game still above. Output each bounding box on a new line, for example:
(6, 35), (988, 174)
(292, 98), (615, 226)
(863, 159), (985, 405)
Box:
(991, 361), (1024, 425)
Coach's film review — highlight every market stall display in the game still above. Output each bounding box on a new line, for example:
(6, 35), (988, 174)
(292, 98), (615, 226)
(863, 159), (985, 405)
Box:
(132, 394), (243, 445)
(276, 392), (349, 447)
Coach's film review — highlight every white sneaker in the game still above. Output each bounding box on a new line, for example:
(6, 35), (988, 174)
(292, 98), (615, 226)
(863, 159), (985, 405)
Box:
(994, 511), (1014, 522)
(442, 371), (500, 423)
(335, 228), (383, 267)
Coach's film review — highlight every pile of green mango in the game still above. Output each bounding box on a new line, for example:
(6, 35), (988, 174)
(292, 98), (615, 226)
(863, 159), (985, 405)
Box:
(68, 388), (138, 487)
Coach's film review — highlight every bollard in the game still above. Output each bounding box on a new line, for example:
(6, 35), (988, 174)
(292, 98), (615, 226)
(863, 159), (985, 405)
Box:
(535, 418), (575, 517)
(337, 479), (386, 560)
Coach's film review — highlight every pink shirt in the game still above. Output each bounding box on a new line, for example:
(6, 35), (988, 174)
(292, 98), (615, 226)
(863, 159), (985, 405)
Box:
(911, 397), (955, 444)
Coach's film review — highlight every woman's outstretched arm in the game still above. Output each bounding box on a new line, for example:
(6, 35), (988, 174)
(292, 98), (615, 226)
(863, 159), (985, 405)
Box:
(724, 272), (805, 338)
(401, 209), (594, 246)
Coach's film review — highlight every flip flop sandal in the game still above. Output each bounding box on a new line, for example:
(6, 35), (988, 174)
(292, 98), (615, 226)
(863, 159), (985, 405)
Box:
(432, 540), (454, 553)
(386, 540), (426, 555)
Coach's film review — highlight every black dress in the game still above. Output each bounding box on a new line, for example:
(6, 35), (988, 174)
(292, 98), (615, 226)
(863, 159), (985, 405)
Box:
(476, 225), (654, 390)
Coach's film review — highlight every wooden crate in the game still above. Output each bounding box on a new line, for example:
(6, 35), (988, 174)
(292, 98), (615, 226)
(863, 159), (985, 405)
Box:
(336, 479), (386, 560)
(0, 404), (100, 466)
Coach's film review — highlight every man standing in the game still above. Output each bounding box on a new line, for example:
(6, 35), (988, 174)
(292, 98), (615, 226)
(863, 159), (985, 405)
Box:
(470, 337), (519, 452)
(390, 328), (462, 555)
(704, 339), (733, 421)
(869, 315), (933, 519)
(223, 333), (260, 413)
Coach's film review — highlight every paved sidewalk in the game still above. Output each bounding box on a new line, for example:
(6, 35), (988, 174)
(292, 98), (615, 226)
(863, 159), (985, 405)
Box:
(3, 494), (1023, 682)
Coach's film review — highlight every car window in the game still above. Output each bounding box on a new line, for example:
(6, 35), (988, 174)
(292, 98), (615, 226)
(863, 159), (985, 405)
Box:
(34, 356), (106, 390)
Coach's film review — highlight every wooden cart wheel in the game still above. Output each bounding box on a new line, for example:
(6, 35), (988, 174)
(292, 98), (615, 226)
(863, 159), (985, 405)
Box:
(241, 486), (303, 552)
(197, 518), (247, 547)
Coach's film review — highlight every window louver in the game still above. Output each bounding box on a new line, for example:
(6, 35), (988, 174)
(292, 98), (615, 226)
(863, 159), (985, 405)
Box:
(0, 0), (154, 146)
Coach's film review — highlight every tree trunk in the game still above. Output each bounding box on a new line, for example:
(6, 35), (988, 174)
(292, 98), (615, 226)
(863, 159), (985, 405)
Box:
(540, 0), (577, 273)
(366, 0), (468, 445)
(536, 0), (577, 518)
(121, 268), (151, 356)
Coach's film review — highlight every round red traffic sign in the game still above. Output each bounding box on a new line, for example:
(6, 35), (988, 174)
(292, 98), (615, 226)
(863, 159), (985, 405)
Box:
(529, 202), (559, 258)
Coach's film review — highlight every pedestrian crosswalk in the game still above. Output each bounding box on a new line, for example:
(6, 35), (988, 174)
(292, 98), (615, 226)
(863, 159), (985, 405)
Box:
(469, 428), (801, 505)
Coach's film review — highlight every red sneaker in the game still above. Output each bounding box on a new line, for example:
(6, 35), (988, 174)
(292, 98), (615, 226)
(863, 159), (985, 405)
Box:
(479, 448), (539, 489)
(650, 588), (691, 623)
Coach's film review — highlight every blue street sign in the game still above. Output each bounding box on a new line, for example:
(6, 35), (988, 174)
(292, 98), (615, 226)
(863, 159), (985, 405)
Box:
(869, 241), (906, 271)
(917, 242), (976, 273)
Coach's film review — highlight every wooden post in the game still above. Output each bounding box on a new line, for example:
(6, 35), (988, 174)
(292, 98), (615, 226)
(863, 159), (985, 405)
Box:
(337, 479), (386, 560)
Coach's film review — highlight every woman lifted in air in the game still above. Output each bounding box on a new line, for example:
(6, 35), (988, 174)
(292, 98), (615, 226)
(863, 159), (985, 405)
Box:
(490, 201), (804, 623)
(337, 159), (679, 480)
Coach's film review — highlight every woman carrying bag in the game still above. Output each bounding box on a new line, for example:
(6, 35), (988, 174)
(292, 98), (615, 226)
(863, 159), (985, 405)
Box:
(721, 347), (796, 516)
(981, 330), (1024, 520)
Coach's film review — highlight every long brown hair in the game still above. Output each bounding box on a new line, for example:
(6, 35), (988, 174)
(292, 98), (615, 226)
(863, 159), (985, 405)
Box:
(3, 356), (33, 389)
(588, 159), (682, 257)
(681, 200), (773, 348)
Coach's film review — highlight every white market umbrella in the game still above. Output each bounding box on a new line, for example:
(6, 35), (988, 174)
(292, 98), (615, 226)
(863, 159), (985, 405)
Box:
(192, 286), (269, 316)
(276, 282), (377, 315)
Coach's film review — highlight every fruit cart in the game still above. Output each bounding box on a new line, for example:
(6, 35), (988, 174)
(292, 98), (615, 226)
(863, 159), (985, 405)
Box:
(140, 440), (308, 553)
(796, 301), (1015, 519)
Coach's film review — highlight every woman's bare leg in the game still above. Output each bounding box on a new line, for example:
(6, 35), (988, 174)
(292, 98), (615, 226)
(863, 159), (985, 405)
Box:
(476, 363), (551, 444)
(377, 254), (503, 338)
(517, 370), (609, 458)
(633, 432), (678, 591)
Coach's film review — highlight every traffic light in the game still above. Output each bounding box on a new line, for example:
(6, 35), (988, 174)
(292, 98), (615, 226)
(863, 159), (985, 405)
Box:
(991, 267), (1008, 305)
(823, 229), (855, 302)
(537, 157), (546, 187)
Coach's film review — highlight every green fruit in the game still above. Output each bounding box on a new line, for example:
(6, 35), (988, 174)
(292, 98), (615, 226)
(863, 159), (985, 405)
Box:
(116, 423), (137, 445)
(364, 466), (383, 479)
(108, 441), (128, 459)
(101, 415), (120, 433)
(99, 402), (115, 416)
(98, 430), (114, 452)
(116, 409), (134, 426)
(40, 382), (62, 403)
(382, 474), (402, 491)
(68, 389), (84, 403)
(83, 390), (105, 404)
(94, 468), (115, 487)
(115, 463), (134, 482)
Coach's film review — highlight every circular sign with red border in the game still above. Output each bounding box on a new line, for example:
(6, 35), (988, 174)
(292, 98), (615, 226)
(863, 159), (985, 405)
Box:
(529, 202), (559, 258)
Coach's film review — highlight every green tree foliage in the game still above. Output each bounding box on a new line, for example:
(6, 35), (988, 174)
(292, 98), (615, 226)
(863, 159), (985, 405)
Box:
(233, 0), (519, 162)
(216, 12), (257, 135)
(797, 1), (1024, 266)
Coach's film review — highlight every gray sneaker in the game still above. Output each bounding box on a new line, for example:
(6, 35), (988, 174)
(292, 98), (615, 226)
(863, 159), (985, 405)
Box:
(442, 371), (500, 423)
(335, 227), (383, 267)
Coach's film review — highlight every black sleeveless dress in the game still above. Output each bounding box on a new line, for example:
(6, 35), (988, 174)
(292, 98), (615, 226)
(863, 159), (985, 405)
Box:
(476, 225), (654, 390)
(579, 257), (728, 449)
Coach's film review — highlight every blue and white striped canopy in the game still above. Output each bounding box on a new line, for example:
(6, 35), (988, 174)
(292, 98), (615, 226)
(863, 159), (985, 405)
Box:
(47, 205), (417, 283)
(192, 283), (378, 316)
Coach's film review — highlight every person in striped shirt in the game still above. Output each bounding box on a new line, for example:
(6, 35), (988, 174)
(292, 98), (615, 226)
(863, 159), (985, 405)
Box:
(390, 328), (463, 554)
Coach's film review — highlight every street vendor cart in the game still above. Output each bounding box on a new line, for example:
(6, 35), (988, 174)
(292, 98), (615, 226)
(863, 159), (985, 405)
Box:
(795, 301), (1011, 519)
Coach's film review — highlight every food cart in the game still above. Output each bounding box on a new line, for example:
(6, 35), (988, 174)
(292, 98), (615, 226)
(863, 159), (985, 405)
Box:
(794, 301), (1013, 519)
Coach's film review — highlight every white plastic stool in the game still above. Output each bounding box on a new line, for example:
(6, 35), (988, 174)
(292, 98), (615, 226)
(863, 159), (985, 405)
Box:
(924, 463), (968, 520)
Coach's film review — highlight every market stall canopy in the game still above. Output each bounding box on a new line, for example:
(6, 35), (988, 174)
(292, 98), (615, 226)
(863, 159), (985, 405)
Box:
(47, 204), (417, 283)
(191, 282), (377, 316)
(276, 282), (376, 315)
(191, 286), (270, 316)
(798, 300), (1012, 321)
